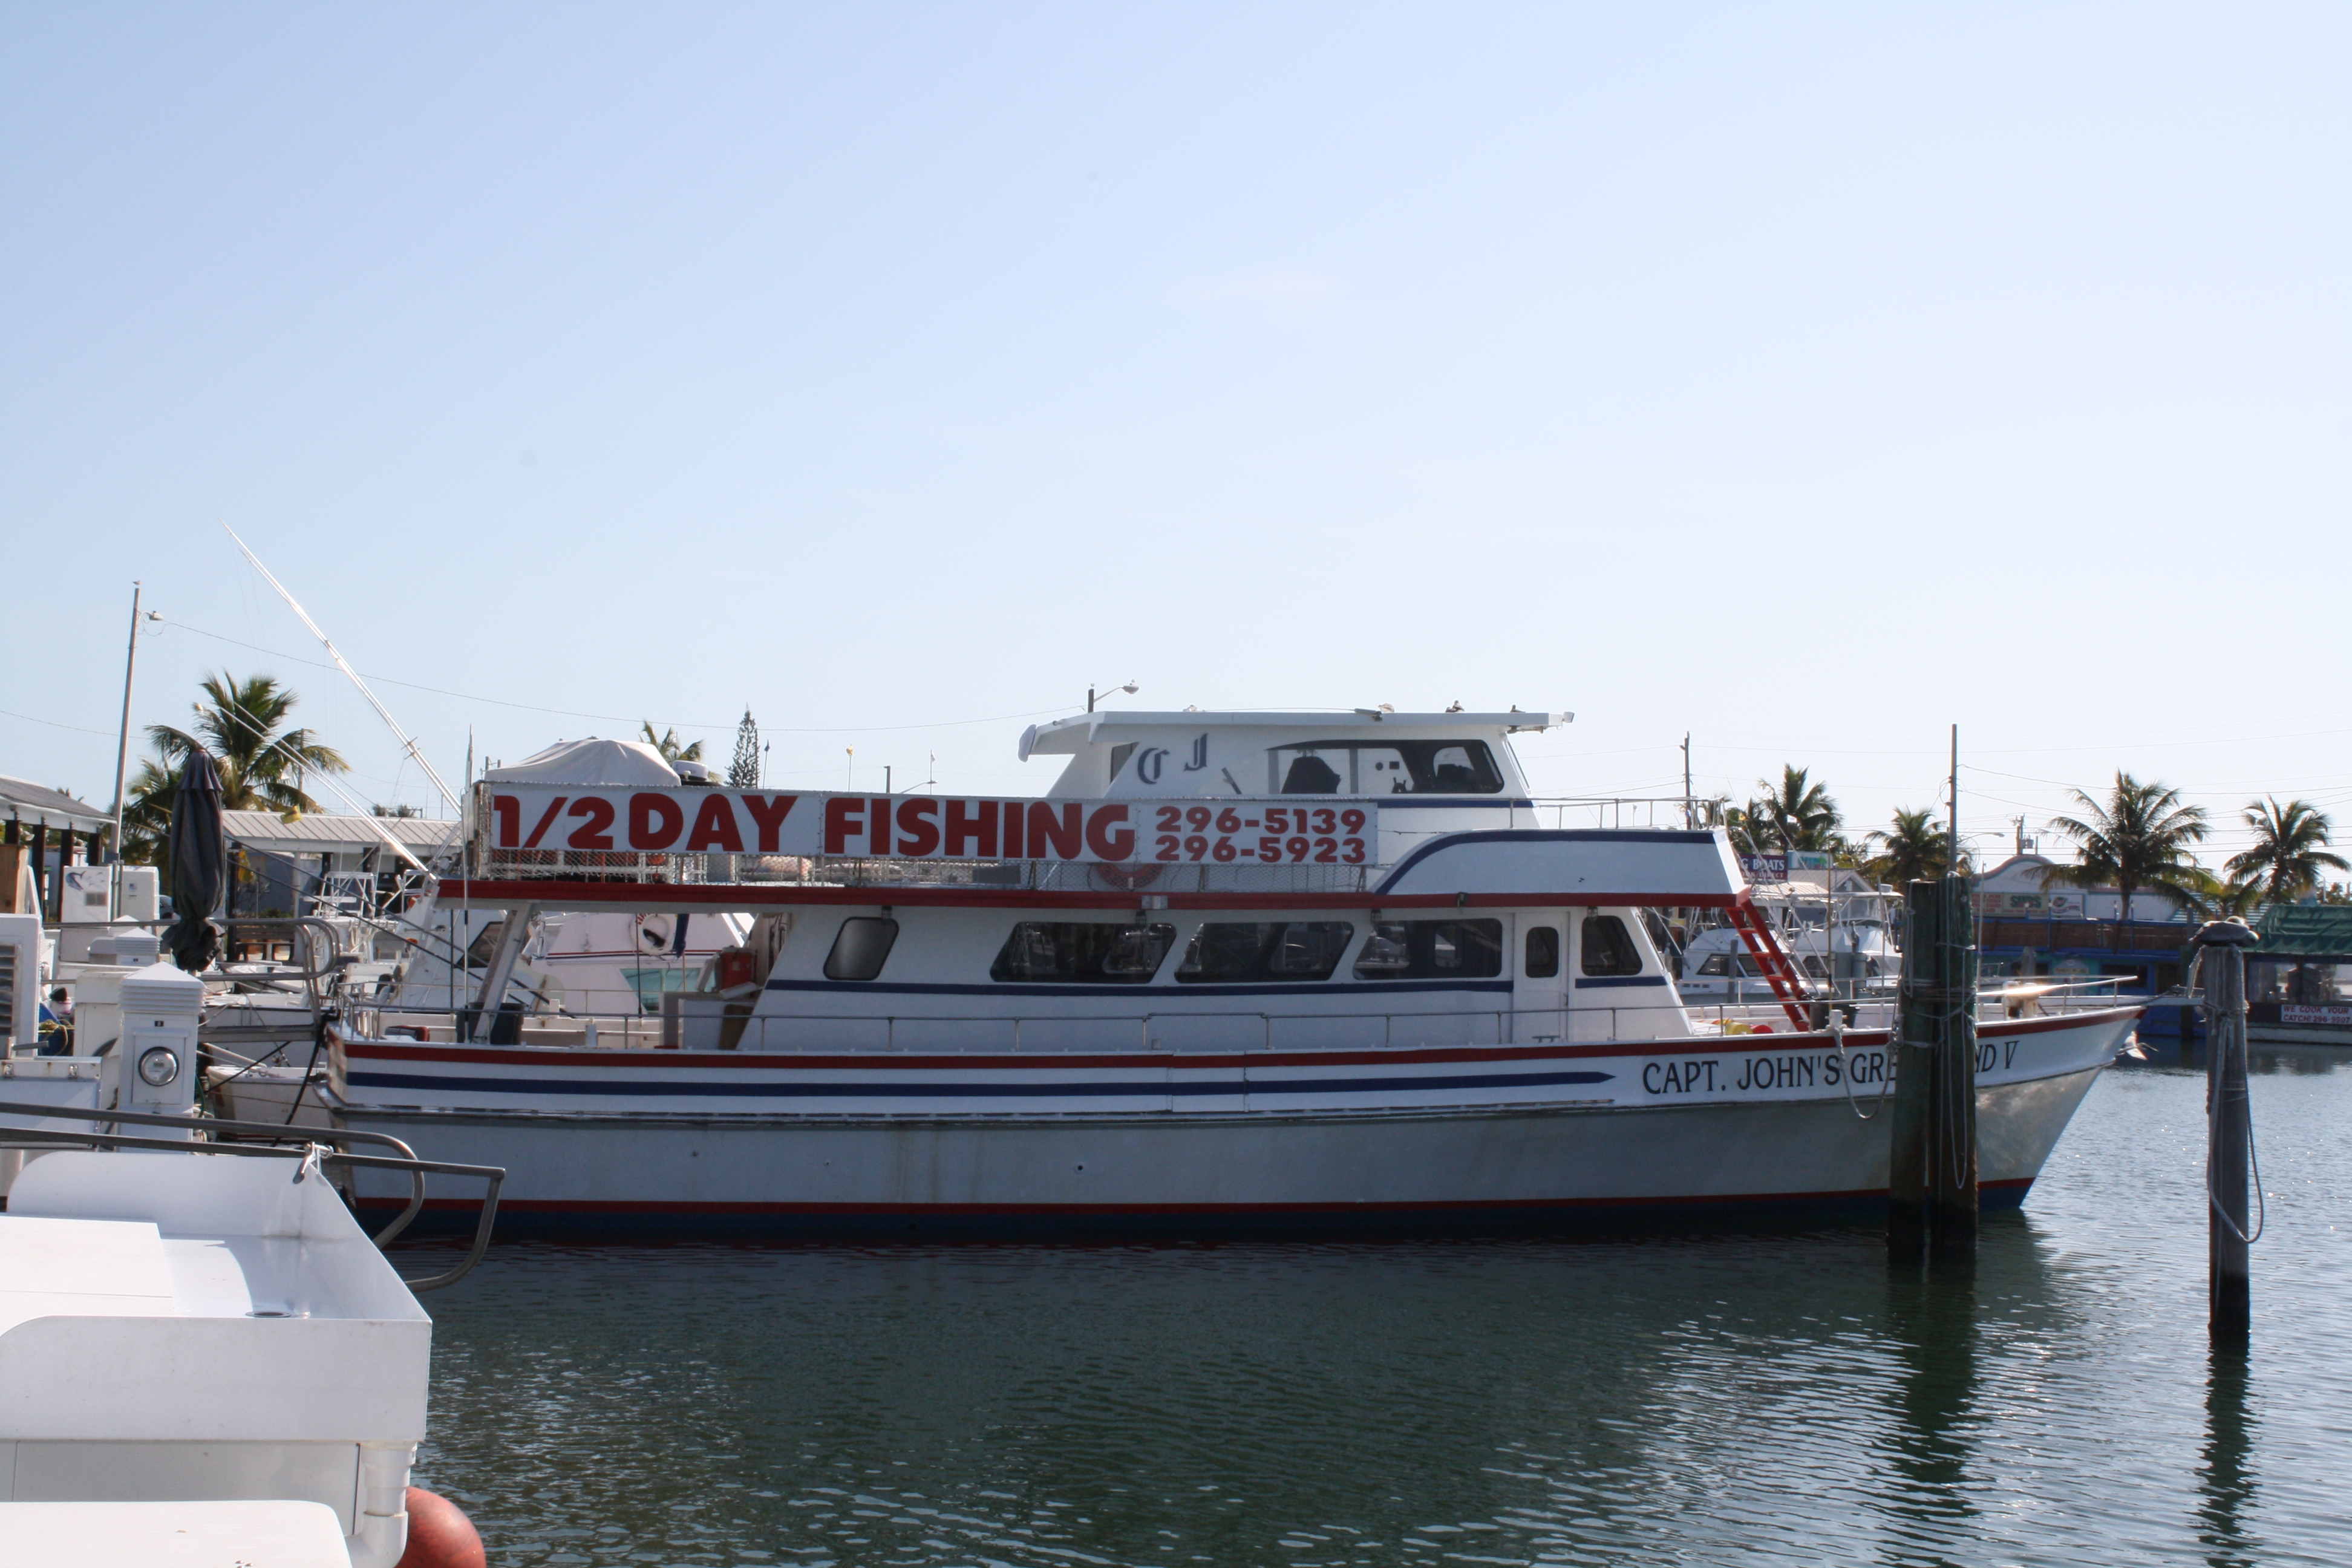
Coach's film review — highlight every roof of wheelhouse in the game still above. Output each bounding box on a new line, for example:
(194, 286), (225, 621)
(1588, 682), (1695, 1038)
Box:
(1022, 709), (1570, 758)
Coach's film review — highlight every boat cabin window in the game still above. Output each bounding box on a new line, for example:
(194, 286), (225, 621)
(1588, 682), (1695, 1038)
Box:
(1696, 951), (1761, 978)
(1268, 740), (1507, 795)
(1352, 919), (1504, 980)
(823, 917), (900, 981)
(1579, 916), (1643, 977)
(1175, 921), (1354, 983)
(462, 920), (506, 968)
(991, 921), (1176, 984)
(1524, 926), (1561, 978)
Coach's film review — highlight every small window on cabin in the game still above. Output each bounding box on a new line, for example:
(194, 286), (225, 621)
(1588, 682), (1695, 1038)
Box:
(1525, 926), (1560, 978)
(823, 917), (900, 981)
(1351, 919), (1504, 981)
(1279, 752), (1347, 794)
(1271, 741), (1506, 796)
(1175, 922), (1354, 983)
(1696, 952), (1730, 977)
(462, 920), (506, 969)
(1799, 955), (1829, 979)
(1109, 743), (1138, 782)
(990, 922), (1175, 984)
(1579, 916), (1643, 977)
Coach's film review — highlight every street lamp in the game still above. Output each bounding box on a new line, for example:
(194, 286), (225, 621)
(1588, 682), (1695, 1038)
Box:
(1087, 681), (1138, 714)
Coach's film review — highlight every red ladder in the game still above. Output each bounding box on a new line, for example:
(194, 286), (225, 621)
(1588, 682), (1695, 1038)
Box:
(1727, 898), (1813, 1030)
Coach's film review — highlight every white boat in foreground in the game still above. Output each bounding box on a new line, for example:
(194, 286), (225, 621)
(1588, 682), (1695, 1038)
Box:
(0, 1132), (498, 1567)
(324, 709), (2138, 1239)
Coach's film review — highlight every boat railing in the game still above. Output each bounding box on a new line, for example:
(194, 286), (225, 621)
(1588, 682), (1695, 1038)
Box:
(339, 981), (2137, 1056)
(0, 1097), (505, 1290)
(1524, 797), (1704, 831)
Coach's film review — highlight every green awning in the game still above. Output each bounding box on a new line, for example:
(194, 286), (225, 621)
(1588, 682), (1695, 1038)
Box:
(2250, 906), (2352, 961)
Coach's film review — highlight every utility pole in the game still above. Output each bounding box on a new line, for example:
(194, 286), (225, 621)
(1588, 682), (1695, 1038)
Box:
(1949, 724), (1960, 872)
(1682, 733), (1694, 828)
(108, 583), (144, 875)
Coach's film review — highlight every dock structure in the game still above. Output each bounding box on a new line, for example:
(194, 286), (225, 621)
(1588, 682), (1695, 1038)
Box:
(2197, 918), (2259, 1343)
(1890, 875), (1979, 1262)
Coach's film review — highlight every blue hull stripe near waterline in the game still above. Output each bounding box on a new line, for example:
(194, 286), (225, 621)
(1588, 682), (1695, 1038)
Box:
(765, 978), (1518, 999)
(346, 1067), (1615, 1099)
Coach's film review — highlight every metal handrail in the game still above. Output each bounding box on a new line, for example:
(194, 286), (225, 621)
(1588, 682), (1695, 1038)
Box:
(347, 975), (2142, 1046)
(0, 1099), (502, 1290)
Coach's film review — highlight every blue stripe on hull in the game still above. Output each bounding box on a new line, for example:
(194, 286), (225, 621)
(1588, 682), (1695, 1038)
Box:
(763, 978), (1517, 999)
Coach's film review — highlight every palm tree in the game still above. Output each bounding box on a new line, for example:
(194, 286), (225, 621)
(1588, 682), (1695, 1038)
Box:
(2198, 872), (2267, 920)
(1865, 808), (1955, 885)
(1754, 765), (1842, 852)
(140, 672), (347, 818)
(639, 722), (705, 765)
(2224, 797), (2348, 905)
(2043, 772), (2209, 923)
(113, 673), (345, 901)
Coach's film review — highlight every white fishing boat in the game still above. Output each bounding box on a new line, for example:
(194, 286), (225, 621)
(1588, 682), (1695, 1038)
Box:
(322, 708), (2140, 1238)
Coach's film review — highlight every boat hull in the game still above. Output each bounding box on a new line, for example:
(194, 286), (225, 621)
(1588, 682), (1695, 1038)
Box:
(330, 1010), (2134, 1240)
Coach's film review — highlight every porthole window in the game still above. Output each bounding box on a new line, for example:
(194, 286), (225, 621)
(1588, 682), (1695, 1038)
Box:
(1524, 926), (1560, 978)
(823, 917), (900, 981)
(1579, 915), (1643, 977)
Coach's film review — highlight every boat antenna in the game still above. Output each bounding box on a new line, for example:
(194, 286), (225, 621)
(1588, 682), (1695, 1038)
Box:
(224, 525), (459, 813)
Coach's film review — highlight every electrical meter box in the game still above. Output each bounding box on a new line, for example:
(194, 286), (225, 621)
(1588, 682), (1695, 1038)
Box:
(59, 866), (114, 924)
(0, 914), (41, 1053)
(116, 867), (161, 924)
(116, 962), (203, 1120)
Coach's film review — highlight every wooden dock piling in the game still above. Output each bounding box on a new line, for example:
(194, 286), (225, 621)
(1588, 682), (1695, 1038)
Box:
(2196, 919), (2257, 1343)
(1890, 875), (1979, 1263)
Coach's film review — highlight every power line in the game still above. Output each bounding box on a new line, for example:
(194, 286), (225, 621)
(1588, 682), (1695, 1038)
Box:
(0, 706), (116, 738)
(154, 616), (1076, 735)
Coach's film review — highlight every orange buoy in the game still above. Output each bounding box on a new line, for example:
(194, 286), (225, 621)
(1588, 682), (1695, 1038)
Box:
(397, 1486), (488, 1568)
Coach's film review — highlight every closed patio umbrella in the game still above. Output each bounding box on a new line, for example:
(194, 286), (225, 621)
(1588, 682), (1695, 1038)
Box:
(165, 747), (226, 973)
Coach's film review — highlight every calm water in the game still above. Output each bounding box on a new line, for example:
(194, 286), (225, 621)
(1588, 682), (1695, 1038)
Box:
(411, 1048), (2352, 1567)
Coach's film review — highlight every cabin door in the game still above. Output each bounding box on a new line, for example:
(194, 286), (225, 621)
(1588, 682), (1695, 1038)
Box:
(1514, 915), (1569, 1043)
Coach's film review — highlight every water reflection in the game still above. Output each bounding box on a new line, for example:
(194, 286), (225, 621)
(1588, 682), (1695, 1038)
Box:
(2198, 1347), (2258, 1568)
(406, 1067), (2352, 1566)
(2112, 1040), (2352, 1077)
(1880, 1259), (1981, 1545)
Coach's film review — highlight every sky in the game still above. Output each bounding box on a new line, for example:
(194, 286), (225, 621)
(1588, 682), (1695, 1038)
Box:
(3, 4), (2346, 872)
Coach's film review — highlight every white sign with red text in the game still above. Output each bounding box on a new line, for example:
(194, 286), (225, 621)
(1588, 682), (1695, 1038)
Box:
(482, 788), (1377, 866)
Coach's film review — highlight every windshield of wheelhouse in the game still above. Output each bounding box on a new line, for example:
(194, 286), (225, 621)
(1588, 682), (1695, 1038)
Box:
(1267, 740), (1508, 795)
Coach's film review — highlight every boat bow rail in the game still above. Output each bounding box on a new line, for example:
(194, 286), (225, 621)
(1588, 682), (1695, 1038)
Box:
(0, 1098), (504, 1292)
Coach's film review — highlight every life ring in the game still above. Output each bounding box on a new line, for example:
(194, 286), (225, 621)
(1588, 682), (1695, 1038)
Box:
(398, 1486), (487, 1568)
(1091, 861), (1165, 892)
